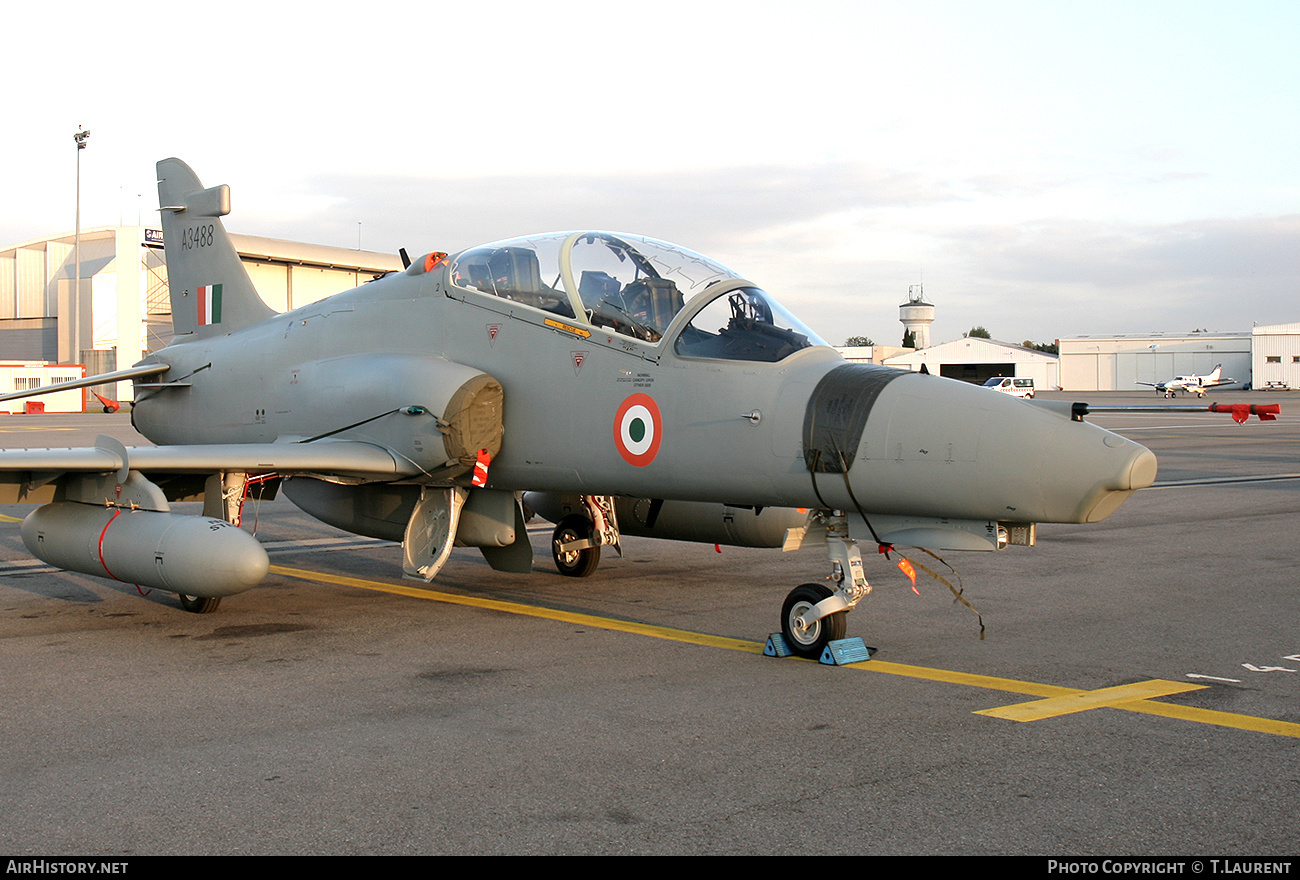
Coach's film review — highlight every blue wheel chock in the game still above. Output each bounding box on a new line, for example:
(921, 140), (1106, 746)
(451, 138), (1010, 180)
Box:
(765, 634), (872, 664)
(764, 633), (796, 657)
(820, 637), (871, 665)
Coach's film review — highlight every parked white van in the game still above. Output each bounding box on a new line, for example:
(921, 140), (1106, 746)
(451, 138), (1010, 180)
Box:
(982, 376), (1035, 398)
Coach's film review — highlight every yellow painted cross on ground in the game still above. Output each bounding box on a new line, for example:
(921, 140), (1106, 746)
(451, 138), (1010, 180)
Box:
(977, 679), (1205, 722)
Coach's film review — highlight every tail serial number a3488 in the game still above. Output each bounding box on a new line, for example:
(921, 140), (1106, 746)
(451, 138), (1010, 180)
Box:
(0, 158), (1161, 658)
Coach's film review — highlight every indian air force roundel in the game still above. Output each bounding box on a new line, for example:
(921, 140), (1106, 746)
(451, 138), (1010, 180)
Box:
(614, 393), (662, 467)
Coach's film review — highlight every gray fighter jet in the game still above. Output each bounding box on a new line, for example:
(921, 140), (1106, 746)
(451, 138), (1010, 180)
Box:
(0, 159), (1160, 657)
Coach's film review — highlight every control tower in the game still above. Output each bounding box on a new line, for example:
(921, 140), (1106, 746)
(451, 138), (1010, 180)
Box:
(899, 284), (935, 349)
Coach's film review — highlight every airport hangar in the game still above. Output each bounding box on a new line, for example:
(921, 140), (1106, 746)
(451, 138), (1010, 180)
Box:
(1055, 327), (1299, 391)
(844, 329), (1300, 392)
(1057, 331), (1252, 392)
(0, 226), (402, 408)
(832, 280), (1296, 391)
(880, 337), (1060, 388)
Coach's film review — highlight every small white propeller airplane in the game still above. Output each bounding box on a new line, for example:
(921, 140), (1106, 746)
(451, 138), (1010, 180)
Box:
(1139, 364), (1236, 397)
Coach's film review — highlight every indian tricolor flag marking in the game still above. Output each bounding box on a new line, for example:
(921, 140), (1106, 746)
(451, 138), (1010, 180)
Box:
(197, 284), (223, 326)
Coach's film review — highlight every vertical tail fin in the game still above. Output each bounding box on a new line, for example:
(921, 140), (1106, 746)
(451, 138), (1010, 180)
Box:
(157, 158), (276, 338)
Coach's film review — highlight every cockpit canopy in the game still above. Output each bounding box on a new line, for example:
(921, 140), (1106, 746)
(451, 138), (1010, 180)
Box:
(449, 231), (826, 362)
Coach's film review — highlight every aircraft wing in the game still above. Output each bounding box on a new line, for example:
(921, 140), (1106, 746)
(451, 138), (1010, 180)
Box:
(0, 437), (417, 504)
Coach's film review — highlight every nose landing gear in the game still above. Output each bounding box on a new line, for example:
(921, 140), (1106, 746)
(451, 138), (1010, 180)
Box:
(775, 511), (873, 660)
(780, 583), (846, 658)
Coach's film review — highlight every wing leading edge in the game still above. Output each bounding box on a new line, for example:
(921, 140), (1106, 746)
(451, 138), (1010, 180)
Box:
(0, 437), (415, 505)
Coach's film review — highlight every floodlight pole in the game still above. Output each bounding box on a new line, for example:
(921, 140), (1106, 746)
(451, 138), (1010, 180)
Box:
(73, 126), (90, 366)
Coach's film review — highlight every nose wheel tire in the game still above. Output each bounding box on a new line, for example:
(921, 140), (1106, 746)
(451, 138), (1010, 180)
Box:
(781, 583), (846, 659)
(551, 515), (600, 578)
(178, 594), (222, 614)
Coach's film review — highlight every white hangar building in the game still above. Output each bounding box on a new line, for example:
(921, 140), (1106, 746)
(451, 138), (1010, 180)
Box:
(1251, 323), (1300, 389)
(0, 226), (402, 405)
(883, 337), (1060, 388)
(1058, 331), (1252, 392)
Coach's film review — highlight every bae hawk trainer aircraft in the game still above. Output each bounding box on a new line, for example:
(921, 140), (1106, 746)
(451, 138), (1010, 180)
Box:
(0, 159), (1186, 657)
(1138, 364), (1236, 397)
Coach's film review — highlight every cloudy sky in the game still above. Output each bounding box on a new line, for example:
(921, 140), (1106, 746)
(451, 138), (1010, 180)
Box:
(3, 0), (1297, 347)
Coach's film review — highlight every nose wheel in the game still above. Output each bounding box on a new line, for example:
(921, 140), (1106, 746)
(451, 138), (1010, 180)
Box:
(781, 583), (847, 659)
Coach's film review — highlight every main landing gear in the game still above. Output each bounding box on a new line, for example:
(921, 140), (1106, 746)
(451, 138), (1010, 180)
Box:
(176, 470), (249, 614)
(552, 514), (601, 577)
(178, 594), (222, 614)
(777, 512), (873, 659)
(550, 495), (620, 578)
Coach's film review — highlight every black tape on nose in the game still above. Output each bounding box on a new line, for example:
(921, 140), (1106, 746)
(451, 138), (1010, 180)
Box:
(802, 363), (904, 473)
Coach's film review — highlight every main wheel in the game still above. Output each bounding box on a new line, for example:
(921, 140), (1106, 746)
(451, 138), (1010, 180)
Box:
(552, 515), (600, 578)
(178, 594), (222, 614)
(781, 583), (846, 659)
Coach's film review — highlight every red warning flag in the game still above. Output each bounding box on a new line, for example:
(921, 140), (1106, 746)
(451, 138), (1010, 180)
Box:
(898, 557), (919, 594)
(472, 449), (491, 487)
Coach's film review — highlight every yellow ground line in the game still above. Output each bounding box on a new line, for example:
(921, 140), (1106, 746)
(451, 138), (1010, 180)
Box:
(851, 659), (1077, 698)
(269, 565), (762, 653)
(0, 426), (76, 432)
(1114, 700), (1300, 739)
(0, 513), (23, 523)
(270, 564), (1300, 739)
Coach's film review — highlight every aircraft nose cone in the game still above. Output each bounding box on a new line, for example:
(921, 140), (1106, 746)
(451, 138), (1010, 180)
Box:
(1130, 446), (1159, 489)
(1060, 427), (1158, 522)
(804, 366), (1156, 525)
(1107, 434), (1158, 491)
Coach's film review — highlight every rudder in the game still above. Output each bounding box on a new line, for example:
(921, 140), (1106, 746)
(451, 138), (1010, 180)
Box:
(157, 158), (276, 337)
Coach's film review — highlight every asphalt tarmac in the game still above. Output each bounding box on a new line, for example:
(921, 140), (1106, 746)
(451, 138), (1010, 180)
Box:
(1, 392), (1297, 855)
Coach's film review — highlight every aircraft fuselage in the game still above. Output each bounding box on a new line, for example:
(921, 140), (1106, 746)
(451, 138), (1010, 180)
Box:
(132, 254), (1154, 528)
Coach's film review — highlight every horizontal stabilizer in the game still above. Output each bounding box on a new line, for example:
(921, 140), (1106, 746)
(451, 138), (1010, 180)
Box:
(160, 183), (231, 218)
(0, 364), (169, 403)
